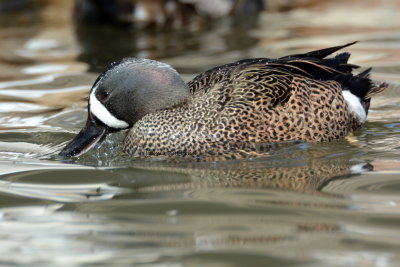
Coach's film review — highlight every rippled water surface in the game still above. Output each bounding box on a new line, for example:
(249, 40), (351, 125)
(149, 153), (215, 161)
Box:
(1, 0), (400, 266)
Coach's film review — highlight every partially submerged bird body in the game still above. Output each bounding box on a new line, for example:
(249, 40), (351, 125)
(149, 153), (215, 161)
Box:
(59, 42), (388, 159)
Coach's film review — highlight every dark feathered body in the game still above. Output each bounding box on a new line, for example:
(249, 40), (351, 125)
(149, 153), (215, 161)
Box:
(121, 43), (387, 159)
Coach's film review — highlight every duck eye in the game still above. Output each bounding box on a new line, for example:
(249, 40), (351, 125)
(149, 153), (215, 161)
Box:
(98, 91), (110, 101)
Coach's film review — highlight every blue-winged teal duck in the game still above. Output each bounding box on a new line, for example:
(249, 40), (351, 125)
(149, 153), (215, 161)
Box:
(60, 42), (388, 159)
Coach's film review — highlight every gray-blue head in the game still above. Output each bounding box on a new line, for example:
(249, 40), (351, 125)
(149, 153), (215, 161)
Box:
(59, 58), (190, 157)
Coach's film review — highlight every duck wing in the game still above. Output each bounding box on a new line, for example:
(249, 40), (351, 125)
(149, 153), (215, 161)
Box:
(188, 42), (358, 96)
(190, 42), (386, 106)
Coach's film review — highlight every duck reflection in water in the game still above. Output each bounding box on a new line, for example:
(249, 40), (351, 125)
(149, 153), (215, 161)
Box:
(122, 140), (369, 198)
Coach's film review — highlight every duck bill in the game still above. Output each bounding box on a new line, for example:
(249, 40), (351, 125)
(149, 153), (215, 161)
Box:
(59, 114), (109, 158)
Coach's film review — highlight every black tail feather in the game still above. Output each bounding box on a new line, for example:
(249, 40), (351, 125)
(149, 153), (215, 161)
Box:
(280, 41), (358, 60)
(335, 52), (351, 62)
(356, 67), (372, 79)
(273, 43), (359, 81)
(334, 70), (373, 99)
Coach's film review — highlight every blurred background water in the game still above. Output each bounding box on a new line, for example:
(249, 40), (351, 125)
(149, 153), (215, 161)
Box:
(0, 0), (400, 266)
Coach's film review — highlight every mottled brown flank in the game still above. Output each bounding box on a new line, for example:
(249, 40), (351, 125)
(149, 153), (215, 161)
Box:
(123, 62), (363, 160)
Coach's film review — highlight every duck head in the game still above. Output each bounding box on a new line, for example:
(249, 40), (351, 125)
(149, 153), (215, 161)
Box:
(59, 58), (190, 157)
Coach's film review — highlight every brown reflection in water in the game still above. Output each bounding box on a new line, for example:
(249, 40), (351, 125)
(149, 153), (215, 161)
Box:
(72, 0), (337, 73)
(128, 145), (359, 199)
(74, 0), (264, 28)
(73, 0), (334, 28)
(74, 15), (261, 72)
(71, 155), (352, 250)
(117, 153), (354, 246)
(134, 159), (353, 198)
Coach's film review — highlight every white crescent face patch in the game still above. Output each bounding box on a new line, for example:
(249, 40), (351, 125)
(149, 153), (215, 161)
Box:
(89, 86), (130, 129)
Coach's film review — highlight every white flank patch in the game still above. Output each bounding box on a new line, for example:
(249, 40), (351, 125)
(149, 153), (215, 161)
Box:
(350, 163), (367, 174)
(342, 90), (367, 123)
(89, 89), (129, 129)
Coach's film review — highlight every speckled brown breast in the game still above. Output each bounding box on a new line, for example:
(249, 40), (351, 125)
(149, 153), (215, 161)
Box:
(123, 63), (360, 160)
